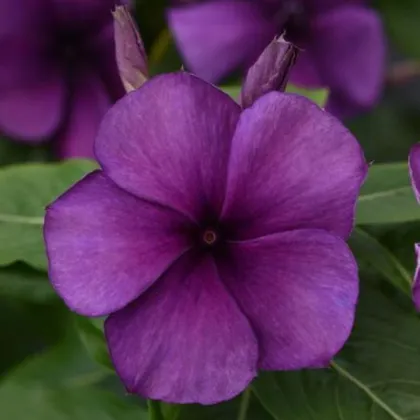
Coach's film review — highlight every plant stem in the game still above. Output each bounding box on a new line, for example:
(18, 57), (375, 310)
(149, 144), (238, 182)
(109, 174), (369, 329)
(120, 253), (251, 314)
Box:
(237, 387), (251, 420)
(148, 399), (165, 420)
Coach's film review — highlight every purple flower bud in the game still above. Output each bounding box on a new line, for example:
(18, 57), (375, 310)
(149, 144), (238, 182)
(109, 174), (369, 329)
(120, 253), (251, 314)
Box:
(241, 35), (298, 108)
(113, 5), (148, 92)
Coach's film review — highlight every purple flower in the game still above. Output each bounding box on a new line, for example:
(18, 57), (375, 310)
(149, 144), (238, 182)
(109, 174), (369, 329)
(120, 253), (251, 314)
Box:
(409, 144), (420, 310)
(0, 0), (126, 158)
(167, 0), (386, 118)
(44, 72), (367, 404)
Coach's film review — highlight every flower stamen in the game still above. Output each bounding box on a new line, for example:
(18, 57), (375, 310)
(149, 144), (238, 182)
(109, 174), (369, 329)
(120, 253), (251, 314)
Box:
(203, 229), (217, 246)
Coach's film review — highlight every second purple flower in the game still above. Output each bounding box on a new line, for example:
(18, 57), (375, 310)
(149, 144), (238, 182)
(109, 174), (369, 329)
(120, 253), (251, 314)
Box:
(168, 0), (386, 118)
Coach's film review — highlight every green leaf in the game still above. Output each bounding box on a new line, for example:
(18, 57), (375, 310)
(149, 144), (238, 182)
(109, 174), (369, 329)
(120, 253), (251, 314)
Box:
(373, 0), (420, 59)
(349, 228), (412, 295)
(0, 320), (148, 420)
(148, 400), (165, 420)
(363, 221), (420, 274)
(0, 299), (69, 375)
(161, 403), (181, 420)
(253, 283), (420, 419)
(0, 159), (97, 270)
(356, 162), (420, 225)
(285, 84), (329, 108)
(76, 317), (113, 371)
(0, 263), (56, 302)
(348, 92), (420, 164)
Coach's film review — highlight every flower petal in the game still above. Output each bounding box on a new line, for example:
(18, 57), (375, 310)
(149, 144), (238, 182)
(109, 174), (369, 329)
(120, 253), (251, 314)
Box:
(105, 253), (258, 404)
(218, 230), (359, 370)
(96, 72), (241, 221)
(57, 72), (112, 159)
(0, 69), (66, 141)
(221, 92), (367, 240)
(310, 5), (385, 115)
(409, 144), (420, 203)
(44, 171), (191, 317)
(167, 1), (276, 83)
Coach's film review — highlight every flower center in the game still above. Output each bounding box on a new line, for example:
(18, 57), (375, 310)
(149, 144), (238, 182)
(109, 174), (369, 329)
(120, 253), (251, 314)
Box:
(202, 229), (218, 246)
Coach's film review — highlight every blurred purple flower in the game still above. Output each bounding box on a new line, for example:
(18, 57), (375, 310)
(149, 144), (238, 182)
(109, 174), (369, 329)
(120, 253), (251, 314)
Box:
(167, 0), (386, 118)
(45, 72), (366, 404)
(408, 144), (420, 310)
(0, 0), (126, 158)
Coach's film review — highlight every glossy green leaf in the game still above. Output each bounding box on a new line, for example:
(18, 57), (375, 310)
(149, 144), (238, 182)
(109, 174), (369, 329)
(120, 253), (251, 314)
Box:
(0, 299), (69, 375)
(254, 283), (420, 419)
(363, 221), (420, 274)
(349, 228), (412, 295)
(76, 317), (113, 371)
(0, 160), (97, 270)
(0, 320), (147, 420)
(356, 162), (420, 224)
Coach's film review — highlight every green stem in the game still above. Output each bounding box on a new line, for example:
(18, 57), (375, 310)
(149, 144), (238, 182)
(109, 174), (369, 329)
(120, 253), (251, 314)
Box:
(0, 214), (44, 225)
(237, 387), (251, 420)
(148, 400), (165, 420)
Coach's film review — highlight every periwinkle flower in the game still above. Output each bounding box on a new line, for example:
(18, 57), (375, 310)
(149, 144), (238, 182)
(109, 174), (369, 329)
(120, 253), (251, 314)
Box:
(408, 144), (420, 310)
(45, 72), (367, 404)
(0, 0), (126, 158)
(167, 0), (386, 118)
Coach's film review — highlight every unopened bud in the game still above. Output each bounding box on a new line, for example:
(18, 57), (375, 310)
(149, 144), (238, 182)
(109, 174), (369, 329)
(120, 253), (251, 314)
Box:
(241, 35), (299, 108)
(112, 5), (148, 92)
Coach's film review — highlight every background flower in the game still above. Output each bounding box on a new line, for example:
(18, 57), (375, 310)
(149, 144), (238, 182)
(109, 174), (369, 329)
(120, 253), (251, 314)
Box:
(0, 0), (126, 158)
(45, 72), (366, 404)
(167, 0), (386, 117)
